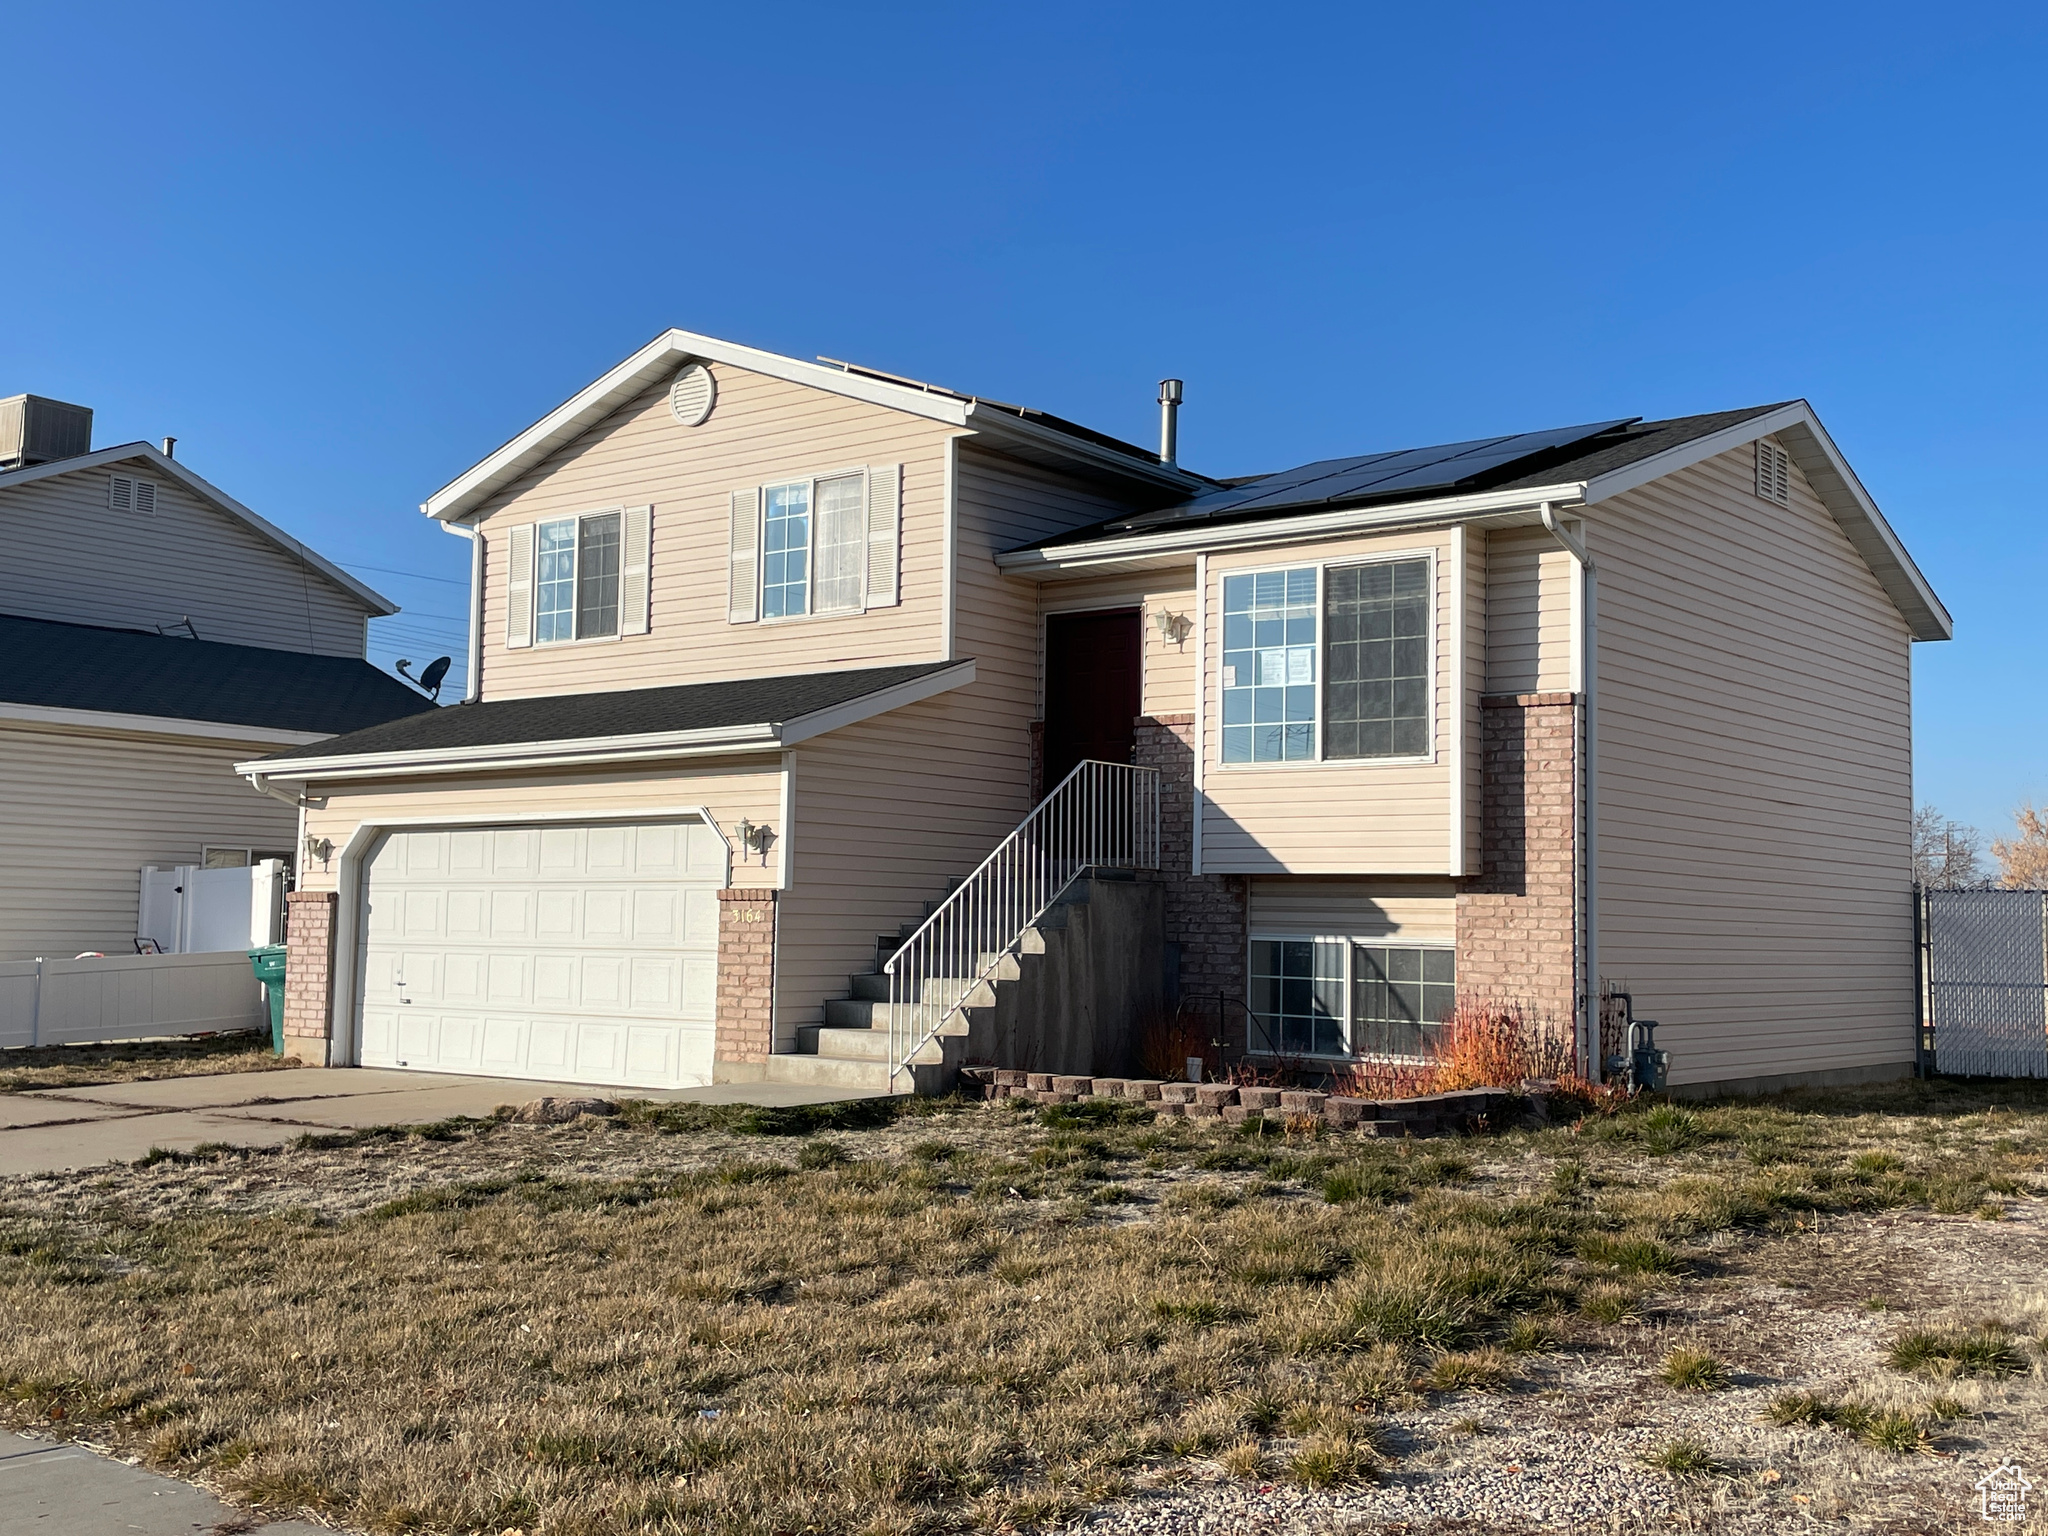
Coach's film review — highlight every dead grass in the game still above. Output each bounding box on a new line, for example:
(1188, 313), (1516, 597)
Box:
(0, 1075), (2043, 1533)
(0, 1033), (293, 1094)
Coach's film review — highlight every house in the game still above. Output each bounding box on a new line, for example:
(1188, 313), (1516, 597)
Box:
(0, 394), (436, 962)
(243, 331), (1950, 1097)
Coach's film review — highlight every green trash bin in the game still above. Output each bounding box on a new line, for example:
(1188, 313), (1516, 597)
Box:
(248, 945), (287, 1056)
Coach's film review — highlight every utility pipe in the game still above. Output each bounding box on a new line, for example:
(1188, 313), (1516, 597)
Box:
(1540, 501), (1601, 1081)
(440, 519), (484, 703)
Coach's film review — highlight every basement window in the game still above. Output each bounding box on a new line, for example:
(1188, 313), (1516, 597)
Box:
(1249, 939), (1456, 1061)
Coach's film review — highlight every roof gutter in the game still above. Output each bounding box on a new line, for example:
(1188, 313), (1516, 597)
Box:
(998, 483), (1590, 573)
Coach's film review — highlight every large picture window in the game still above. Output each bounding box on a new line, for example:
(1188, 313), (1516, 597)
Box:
(535, 510), (623, 644)
(1218, 555), (1432, 766)
(1249, 939), (1455, 1060)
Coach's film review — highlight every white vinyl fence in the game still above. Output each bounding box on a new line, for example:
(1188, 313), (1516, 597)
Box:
(0, 951), (266, 1051)
(138, 860), (286, 954)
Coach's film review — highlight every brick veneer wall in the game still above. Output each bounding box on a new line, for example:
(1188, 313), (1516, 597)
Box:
(282, 889), (338, 1065)
(1456, 692), (1579, 1036)
(716, 888), (778, 1063)
(1134, 715), (1248, 1053)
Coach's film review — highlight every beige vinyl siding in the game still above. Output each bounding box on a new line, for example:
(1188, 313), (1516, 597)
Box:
(0, 467), (370, 655)
(772, 445), (1142, 1039)
(1483, 527), (1574, 694)
(470, 364), (953, 701)
(1038, 568), (1199, 717)
(1591, 441), (1916, 1087)
(294, 759), (788, 898)
(0, 722), (297, 960)
(1200, 528), (1460, 875)
(1249, 877), (1458, 942)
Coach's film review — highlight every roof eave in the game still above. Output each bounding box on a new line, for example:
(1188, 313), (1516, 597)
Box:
(240, 658), (976, 782)
(997, 483), (1591, 574)
(0, 444), (398, 615)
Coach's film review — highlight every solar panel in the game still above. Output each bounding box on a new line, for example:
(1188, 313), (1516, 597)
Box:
(1117, 417), (1640, 531)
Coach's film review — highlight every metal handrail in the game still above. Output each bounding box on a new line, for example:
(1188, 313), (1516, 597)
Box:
(884, 759), (1160, 1085)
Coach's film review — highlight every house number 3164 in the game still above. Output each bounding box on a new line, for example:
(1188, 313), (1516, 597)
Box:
(734, 908), (764, 923)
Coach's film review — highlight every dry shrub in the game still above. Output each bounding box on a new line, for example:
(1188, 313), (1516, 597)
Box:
(1329, 998), (1589, 1102)
(1137, 1004), (1213, 1082)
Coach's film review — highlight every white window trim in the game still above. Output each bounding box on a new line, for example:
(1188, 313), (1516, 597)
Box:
(531, 508), (628, 647)
(1213, 547), (1439, 772)
(751, 465), (872, 625)
(1244, 931), (1458, 1063)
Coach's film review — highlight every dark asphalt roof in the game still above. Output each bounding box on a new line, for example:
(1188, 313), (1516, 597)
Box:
(0, 613), (438, 735)
(259, 659), (966, 763)
(1007, 404), (1793, 550)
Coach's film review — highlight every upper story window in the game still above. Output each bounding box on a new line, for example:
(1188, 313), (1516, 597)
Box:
(728, 466), (899, 625)
(503, 506), (649, 651)
(536, 511), (622, 642)
(1220, 555), (1432, 766)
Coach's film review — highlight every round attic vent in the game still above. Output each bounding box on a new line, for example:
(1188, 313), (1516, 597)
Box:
(668, 363), (716, 427)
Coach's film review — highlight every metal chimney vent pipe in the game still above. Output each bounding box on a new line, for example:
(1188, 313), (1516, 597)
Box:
(161, 437), (176, 459)
(1157, 378), (1183, 465)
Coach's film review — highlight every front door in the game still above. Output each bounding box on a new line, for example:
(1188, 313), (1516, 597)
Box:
(1043, 608), (1142, 791)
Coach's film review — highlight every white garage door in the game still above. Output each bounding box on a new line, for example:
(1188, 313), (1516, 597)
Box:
(357, 820), (725, 1089)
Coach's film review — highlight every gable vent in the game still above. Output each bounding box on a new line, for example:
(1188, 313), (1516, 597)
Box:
(668, 363), (716, 427)
(1755, 439), (1790, 506)
(110, 474), (158, 515)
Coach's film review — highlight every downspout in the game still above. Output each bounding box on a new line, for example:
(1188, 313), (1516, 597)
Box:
(1540, 501), (1601, 1082)
(440, 519), (484, 703)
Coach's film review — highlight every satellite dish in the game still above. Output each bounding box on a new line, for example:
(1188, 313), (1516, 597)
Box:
(397, 655), (455, 702)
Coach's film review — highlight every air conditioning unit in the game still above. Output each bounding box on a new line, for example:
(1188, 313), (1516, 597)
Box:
(0, 394), (93, 470)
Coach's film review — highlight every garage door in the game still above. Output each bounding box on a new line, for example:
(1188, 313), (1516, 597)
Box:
(357, 820), (725, 1089)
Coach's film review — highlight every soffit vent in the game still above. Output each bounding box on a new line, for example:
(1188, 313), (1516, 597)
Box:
(1755, 439), (1791, 506)
(668, 363), (716, 428)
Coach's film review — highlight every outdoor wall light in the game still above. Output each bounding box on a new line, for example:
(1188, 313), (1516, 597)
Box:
(1155, 609), (1193, 646)
(732, 817), (776, 865)
(302, 834), (334, 867)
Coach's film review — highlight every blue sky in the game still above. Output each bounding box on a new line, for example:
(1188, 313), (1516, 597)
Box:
(3, 3), (2041, 836)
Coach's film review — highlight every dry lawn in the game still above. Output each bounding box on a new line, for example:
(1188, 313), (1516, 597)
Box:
(0, 1031), (295, 1094)
(0, 1079), (2044, 1534)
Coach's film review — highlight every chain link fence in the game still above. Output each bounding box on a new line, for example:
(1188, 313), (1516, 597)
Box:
(1919, 888), (2048, 1078)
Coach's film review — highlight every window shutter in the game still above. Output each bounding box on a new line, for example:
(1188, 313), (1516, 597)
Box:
(728, 488), (760, 624)
(865, 463), (901, 608)
(1755, 440), (1790, 506)
(134, 479), (156, 515)
(620, 504), (652, 636)
(505, 523), (535, 649)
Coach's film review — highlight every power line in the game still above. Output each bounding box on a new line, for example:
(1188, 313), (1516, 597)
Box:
(341, 561), (469, 587)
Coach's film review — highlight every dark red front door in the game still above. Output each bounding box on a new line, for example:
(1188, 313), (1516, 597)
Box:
(1043, 608), (1142, 792)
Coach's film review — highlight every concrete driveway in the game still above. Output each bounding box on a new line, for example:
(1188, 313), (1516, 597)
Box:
(0, 1067), (878, 1178)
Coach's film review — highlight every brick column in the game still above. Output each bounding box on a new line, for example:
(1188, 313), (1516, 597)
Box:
(1134, 714), (1248, 1052)
(716, 888), (778, 1063)
(1456, 692), (1579, 1036)
(282, 889), (338, 1066)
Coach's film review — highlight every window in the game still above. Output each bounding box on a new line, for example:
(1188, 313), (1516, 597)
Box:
(763, 482), (810, 619)
(1220, 556), (1433, 766)
(1352, 945), (1457, 1059)
(1325, 558), (1431, 759)
(761, 472), (865, 620)
(1222, 567), (1318, 763)
(535, 511), (623, 643)
(1250, 939), (1345, 1055)
(1248, 940), (1456, 1060)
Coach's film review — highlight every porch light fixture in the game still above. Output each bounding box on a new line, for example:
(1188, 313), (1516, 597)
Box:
(1155, 609), (1193, 646)
(732, 817), (775, 865)
(302, 834), (334, 867)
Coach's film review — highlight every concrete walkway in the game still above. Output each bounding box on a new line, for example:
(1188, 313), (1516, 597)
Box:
(0, 1432), (330, 1534)
(0, 1066), (879, 1178)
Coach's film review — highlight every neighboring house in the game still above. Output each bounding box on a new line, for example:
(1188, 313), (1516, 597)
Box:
(0, 394), (436, 961)
(246, 332), (1950, 1097)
